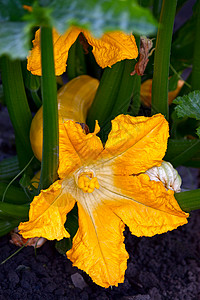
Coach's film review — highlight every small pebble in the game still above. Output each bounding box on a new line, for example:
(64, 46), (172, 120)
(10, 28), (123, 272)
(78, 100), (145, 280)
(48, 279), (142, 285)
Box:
(71, 273), (88, 290)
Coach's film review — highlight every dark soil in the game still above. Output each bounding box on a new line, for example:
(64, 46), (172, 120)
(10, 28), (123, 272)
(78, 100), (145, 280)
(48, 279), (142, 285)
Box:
(0, 211), (200, 300)
(1, 106), (200, 300)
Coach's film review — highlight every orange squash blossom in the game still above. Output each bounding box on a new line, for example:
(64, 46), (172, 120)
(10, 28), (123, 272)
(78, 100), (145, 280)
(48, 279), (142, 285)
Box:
(22, 11), (187, 286)
(141, 79), (185, 107)
(19, 113), (188, 288)
(27, 27), (138, 76)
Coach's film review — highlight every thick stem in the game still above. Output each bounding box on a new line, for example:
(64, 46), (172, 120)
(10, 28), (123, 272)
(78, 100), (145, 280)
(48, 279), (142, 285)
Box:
(39, 26), (59, 191)
(110, 59), (137, 117)
(87, 61), (125, 140)
(191, 0), (200, 91)
(0, 57), (33, 169)
(151, 0), (177, 120)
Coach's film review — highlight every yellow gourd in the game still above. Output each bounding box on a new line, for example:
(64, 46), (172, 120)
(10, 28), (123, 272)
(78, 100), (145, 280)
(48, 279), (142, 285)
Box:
(30, 75), (99, 161)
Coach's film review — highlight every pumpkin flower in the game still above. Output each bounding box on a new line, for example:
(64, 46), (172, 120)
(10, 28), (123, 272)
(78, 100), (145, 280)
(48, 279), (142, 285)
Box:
(19, 113), (188, 288)
(27, 27), (138, 76)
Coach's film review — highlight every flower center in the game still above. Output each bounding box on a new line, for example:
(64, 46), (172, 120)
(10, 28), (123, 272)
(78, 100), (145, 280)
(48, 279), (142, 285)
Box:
(75, 168), (100, 193)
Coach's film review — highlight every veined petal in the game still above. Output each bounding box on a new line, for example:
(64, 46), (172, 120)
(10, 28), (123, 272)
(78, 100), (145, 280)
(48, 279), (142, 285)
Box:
(27, 27), (81, 76)
(96, 172), (188, 237)
(67, 197), (128, 288)
(19, 179), (76, 240)
(83, 30), (138, 68)
(100, 114), (169, 175)
(58, 121), (103, 178)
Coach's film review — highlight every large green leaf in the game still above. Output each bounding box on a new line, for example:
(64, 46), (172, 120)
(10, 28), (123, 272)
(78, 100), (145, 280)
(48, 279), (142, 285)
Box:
(173, 91), (200, 137)
(45, 0), (157, 36)
(0, 0), (35, 59)
(174, 91), (200, 119)
(0, 0), (33, 21)
(0, 0), (157, 60)
(0, 22), (31, 59)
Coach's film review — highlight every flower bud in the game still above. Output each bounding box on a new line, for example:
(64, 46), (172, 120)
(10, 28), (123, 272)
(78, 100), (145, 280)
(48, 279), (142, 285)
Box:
(145, 161), (182, 192)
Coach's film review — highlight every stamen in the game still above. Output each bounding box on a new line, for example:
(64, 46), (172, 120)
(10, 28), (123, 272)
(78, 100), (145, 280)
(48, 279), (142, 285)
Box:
(77, 172), (100, 193)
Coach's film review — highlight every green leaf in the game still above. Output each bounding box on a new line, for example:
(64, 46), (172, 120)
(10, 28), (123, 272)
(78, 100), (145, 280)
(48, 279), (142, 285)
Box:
(42, 0), (158, 36)
(173, 90), (200, 119)
(0, 0), (33, 21)
(0, 0), (157, 60)
(0, 22), (31, 59)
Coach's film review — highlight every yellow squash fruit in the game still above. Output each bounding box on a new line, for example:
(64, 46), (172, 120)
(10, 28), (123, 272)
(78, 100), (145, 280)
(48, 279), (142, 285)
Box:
(30, 75), (99, 161)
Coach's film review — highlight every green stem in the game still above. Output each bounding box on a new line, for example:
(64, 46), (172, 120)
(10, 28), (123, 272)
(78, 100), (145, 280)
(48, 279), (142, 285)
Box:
(110, 59), (137, 117)
(39, 26), (59, 191)
(87, 61), (125, 137)
(67, 37), (87, 80)
(175, 189), (200, 212)
(0, 57), (33, 169)
(191, 0), (200, 90)
(151, 0), (177, 120)
(31, 91), (42, 108)
(0, 202), (29, 219)
(128, 74), (141, 116)
(67, 41), (77, 80)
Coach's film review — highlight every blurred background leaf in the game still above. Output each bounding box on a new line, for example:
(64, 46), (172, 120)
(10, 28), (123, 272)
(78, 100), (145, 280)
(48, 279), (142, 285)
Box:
(41, 0), (158, 36)
(0, 0), (158, 60)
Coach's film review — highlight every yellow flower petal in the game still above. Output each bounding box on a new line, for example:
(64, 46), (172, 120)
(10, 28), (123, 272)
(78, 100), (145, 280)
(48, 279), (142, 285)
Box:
(101, 114), (169, 175)
(19, 179), (76, 240)
(58, 121), (103, 178)
(27, 27), (138, 76)
(83, 30), (138, 68)
(96, 172), (188, 237)
(67, 200), (128, 288)
(27, 27), (81, 76)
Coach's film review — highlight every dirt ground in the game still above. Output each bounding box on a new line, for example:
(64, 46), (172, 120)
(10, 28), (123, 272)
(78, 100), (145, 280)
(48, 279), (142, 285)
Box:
(0, 210), (200, 300)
